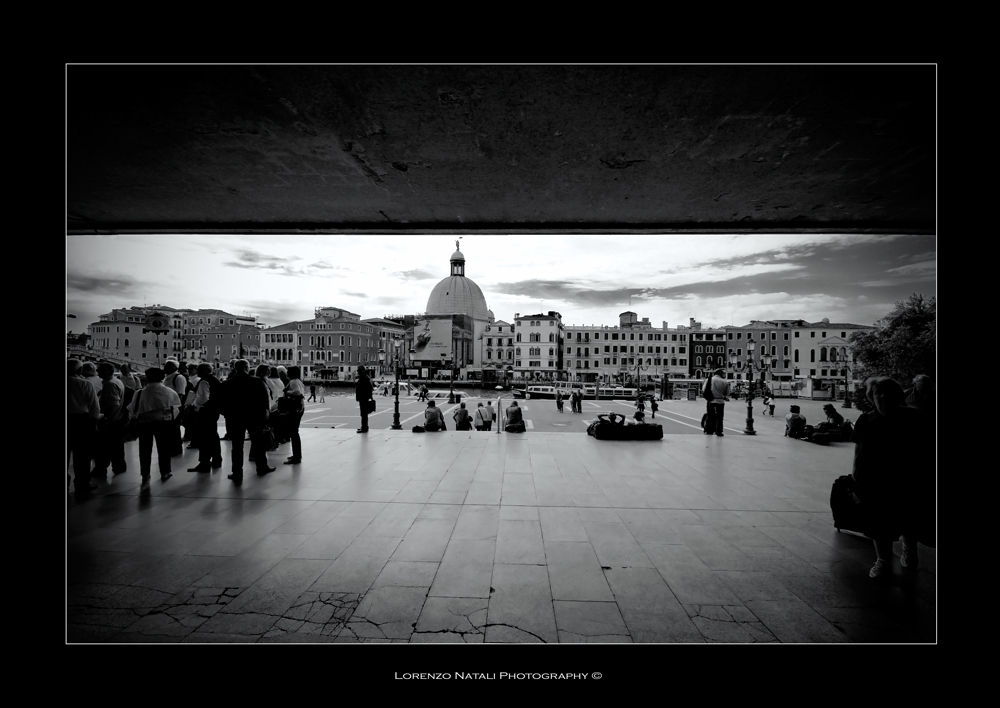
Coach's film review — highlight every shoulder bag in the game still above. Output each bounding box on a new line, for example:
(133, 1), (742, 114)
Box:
(123, 390), (142, 442)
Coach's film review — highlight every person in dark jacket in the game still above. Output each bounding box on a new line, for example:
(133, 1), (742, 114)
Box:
(221, 359), (274, 483)
(424, 400), (446, 431)
(187, 363), (223, 471)
(356, 365), (374, 433)
(453, 401), (472, 430)
(852, 376), (934, 579)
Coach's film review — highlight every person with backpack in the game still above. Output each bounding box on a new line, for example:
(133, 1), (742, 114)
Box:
(473, 402), (487, 431)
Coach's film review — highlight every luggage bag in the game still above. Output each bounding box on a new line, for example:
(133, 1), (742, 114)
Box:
(830, 474), (868, 537)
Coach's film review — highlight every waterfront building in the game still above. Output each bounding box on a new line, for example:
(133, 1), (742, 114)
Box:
(511, 311), (565, 381)
(261, 307), (378, 380)
(562, 312), (689, 385)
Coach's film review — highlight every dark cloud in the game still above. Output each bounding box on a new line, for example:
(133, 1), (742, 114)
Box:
(373, 296), (406, 306)
(395, 269), (436, 280)
(67, 271), (139, 295)
(238, 300), (311, 328)
(643, 235), (938, 302)
(223, 248), (304, 277)
(343, 291), (367, 298)
(493, 279), (645, 308)
(224, 249), (346, 278)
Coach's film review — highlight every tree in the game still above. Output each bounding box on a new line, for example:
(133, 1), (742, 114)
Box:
(850, 293), (936, 395)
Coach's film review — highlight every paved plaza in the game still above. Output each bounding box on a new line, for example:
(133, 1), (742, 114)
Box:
(66, 397), (936, 643)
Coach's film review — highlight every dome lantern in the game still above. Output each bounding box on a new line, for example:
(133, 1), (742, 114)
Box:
(450, 239), (465, 276)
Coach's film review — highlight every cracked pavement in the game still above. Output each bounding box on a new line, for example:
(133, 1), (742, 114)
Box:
(67, 427), (936, 643)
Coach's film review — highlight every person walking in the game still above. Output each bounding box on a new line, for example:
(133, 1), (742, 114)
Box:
(852, 376), (935, 579)
(483, 400), (495, 431)
(555, 389), (564, 412)
(93, 362), (128, 478)
(186, 363), (223, 472)
(308, 384), (317, 403)
(221, 359), (274, 483)
(68, 359), (101, 494)
(762, 393), (772, 417)
(282, 366), (306, 465)
(356, 365), (374, 433)
(649, 395), (658, 419)
(129, 367), (181, 483)
(704, 368), (731, 437)
(474, 402), (486, 431)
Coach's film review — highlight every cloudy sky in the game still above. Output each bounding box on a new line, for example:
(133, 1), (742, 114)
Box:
(66, 233), (935, 332)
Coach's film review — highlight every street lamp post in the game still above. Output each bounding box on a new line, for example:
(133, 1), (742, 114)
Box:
(390, 339), (403, 429)
(840, 361), (854, 408)
(735, 336), (774, 436)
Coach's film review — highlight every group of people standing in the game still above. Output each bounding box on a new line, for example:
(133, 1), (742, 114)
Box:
(68, 358), (308, 493)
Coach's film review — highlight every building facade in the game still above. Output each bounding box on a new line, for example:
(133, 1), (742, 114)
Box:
(562, 312), (690, 385)
(511, 311), (564, 380)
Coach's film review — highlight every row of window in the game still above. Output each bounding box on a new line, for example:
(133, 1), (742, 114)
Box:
(566, 332), (689, 342)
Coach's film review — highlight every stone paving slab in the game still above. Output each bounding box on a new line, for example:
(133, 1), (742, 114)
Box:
(66, 427), (935, 643)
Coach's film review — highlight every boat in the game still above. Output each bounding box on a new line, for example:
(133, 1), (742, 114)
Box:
(597, 386), (639, 400)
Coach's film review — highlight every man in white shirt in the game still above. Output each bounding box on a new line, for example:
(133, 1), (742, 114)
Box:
(82, 361), (103, 394)
(482, 401), (495, 431)
(127, 367), (182, 482)
(704, 368), (731, 437)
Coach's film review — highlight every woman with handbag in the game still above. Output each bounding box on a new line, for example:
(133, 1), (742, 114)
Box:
(281, 366), (306, 464)
(255, 365), (280, 451)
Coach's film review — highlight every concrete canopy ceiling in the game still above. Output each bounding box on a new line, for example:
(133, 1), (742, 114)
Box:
(67, 65), (935, 234)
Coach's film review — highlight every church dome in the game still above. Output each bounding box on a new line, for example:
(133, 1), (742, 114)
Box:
(425, 242), (489, 320)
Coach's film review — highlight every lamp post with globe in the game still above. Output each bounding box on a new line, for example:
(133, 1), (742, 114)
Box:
(734, 336), (776, 436)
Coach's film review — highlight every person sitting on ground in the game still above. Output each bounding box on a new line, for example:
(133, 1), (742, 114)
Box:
(453, 401), (472, 430)
(505, 400), (524, 428)
(424, 399), (446, 431)
(629, 409), (645, 425)
(607, 412), (625, 426)
(784, 405), (807, 438)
